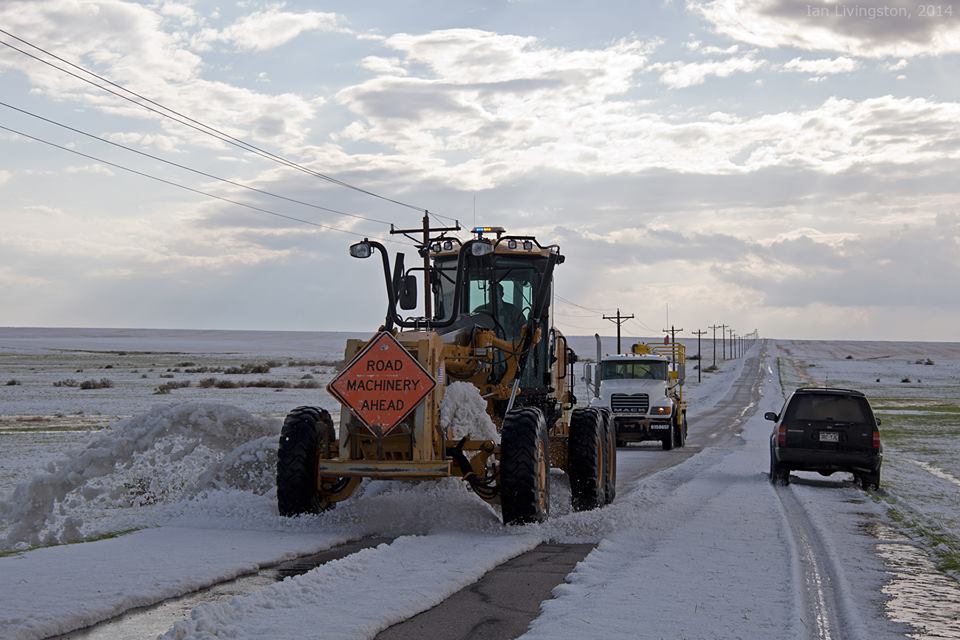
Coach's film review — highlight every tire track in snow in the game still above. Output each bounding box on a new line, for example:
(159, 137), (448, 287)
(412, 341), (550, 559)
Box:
(57, 537), (393, 640)
(775, 487), (843, 640)
(159, 533), (541, 640)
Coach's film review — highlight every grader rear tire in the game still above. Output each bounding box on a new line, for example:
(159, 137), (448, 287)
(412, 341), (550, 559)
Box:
(277, 406), (335, 517)
(569, 408), (606, 511)
(500, 408), (550, 525)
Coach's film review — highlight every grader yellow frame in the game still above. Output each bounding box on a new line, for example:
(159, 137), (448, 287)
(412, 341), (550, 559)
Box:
(277, 229), (617, 524)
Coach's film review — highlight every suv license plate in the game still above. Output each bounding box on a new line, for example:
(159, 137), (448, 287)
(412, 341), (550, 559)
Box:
(819, 432), (840, 443)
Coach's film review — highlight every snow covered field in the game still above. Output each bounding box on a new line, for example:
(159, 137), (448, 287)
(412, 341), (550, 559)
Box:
(1, 330), (958, 639)
(775, 339), (960, 583)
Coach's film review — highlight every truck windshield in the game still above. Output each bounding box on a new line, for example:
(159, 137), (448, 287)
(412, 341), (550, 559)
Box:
(600, 361), (667, 380)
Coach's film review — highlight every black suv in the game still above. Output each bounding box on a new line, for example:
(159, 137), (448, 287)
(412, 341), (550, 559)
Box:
(767, 388), (882, 489)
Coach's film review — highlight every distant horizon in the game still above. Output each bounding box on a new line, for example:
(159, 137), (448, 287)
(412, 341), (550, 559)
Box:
(1, 325), (957, 345)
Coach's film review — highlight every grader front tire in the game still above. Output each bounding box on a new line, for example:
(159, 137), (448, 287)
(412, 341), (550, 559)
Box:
(500, 408), (550, 525)
(569, 408), (606, 511)
(277, 406), (335, 517)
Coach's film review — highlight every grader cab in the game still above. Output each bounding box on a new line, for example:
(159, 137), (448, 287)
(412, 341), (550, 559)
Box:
(277, 227), (617, 524)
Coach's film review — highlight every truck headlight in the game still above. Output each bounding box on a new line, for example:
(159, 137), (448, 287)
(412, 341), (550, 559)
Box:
(653, 406), (672, 416)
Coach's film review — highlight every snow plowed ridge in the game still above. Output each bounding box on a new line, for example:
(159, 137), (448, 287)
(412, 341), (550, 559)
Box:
(0, 403), (281, 550)
(161, 533), (540, 640)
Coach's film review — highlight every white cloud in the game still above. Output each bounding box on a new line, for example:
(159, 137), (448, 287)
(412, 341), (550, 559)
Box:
(882, 58), (909, 71)
(688, 0), (960, 58)
(336, 27), (960, 188)
(360, 56), (408, 76)
(0, 169), (11, 185)
(687, 40), (741, 55)
(197, 8), (347, 52)
(781, 56), (859, 74)
(0, 1), (320, 151)
(158, 1), (201, 27)
(23, 204), (64, 216)
(102, 132), (180, 153)
(64, 164), (115, 176)
(650, 55), (765, 87)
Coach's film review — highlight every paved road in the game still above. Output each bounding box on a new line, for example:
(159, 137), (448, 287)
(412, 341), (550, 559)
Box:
(374, 348), (767, 640)
(56, 351), (766, 640)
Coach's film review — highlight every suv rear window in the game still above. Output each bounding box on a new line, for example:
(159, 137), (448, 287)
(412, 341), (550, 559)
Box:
(786, 395), (871, 423)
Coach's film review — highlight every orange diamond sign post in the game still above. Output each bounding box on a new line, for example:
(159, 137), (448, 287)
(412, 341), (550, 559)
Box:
(327, 332), (436, 436)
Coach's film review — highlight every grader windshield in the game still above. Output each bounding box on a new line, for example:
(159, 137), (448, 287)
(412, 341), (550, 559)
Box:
(433, 253), (541, 341)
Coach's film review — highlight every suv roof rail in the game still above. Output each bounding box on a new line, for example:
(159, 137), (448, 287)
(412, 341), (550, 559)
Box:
(794, 387), (865, 396)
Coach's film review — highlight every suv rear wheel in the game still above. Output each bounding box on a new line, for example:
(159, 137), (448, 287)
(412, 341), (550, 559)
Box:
(859, 467), (881, 490)
(769, 450), (789, 486)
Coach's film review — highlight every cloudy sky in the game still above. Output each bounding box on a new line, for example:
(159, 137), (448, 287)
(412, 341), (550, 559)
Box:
(1, 0), (958, 341)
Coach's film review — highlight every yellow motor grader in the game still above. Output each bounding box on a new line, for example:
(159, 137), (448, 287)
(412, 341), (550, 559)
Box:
(276, 227), (617, 524)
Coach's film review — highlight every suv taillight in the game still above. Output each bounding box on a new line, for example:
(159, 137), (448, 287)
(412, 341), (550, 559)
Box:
(872, 430), (881, 450)
(777, 424), (787, 446)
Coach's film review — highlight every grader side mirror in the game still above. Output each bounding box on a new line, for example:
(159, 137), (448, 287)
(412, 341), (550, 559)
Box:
(349, 241), (373, 258)
(398, 274), (418, 310)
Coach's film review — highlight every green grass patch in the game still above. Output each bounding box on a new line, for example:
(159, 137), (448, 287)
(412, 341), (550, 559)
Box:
(886, 506), (960, 574)
(0, 424), (107, 433)
(874, 402), (960, 414)
(0, 528), (141, 558)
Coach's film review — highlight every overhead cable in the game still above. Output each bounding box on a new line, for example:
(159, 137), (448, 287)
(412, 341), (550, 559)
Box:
(0, 100), (394, 227)
(0, 123), (413, 247)
(0, 28), (459, 224)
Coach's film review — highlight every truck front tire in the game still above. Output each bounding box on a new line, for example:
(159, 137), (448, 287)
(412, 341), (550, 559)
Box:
(662, 423), (675, 451)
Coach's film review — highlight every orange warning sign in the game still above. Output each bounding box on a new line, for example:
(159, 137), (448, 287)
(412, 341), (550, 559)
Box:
(327, 332), (436, 435)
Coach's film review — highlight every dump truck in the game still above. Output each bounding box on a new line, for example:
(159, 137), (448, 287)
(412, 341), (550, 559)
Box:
(588, 341), (687, 450)
(276, 226), (616, 524)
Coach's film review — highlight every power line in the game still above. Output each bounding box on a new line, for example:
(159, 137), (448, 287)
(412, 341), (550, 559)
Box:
(0, 100), (395, 228)
(627, 316), (659, 334)
(0, 123), (413, 246)
(554, 319), (602, 331)
(0, 28), (459, 224)
(555, 295), (609, 314)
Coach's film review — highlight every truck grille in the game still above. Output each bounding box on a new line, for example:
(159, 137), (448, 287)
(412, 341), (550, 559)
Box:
(611, 393), (649, 414)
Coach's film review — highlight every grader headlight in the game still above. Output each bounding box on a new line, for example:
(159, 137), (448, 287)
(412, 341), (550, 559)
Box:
(471, 240), (493, 256)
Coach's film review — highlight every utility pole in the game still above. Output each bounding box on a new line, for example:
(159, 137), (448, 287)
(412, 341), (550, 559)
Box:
(727, 328), (735, 359)
(692, 329), (707, 383)
(603, 308), (634, 354)
(662, 325), (683, 370)
(391, 212), (460, 318)
(720, 323), (728, 360)
(708, 324), (720, 369)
